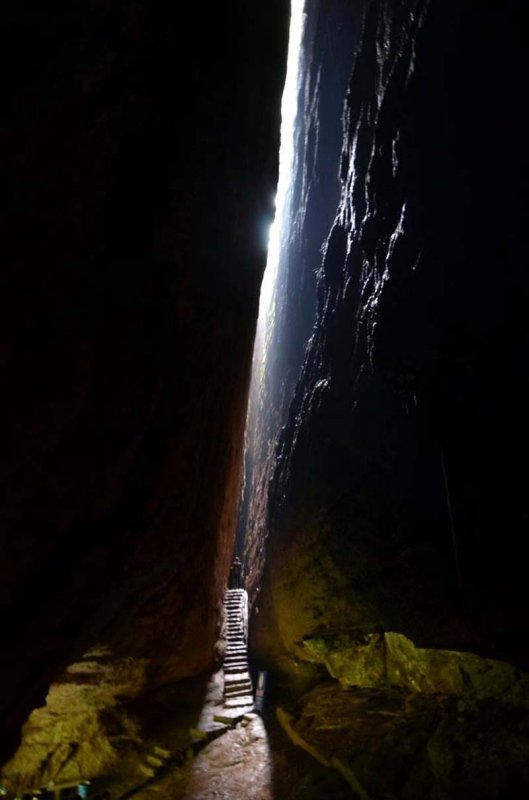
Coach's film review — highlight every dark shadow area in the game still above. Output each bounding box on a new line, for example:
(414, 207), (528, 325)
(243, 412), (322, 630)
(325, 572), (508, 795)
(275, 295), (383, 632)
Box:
(0, 0), (289, 766)
(262, 706), (352, 800)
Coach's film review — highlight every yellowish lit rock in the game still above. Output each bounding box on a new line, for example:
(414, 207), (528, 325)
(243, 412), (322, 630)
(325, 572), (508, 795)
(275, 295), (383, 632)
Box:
(300, 629), (529, 702)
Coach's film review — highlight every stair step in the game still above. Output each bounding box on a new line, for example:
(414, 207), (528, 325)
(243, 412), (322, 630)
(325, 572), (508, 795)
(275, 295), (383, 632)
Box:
(225, 685), (253, 695)
(225, 677), (252, 687)
(224, 670), (250, 679)
(146, 754), (164, 768)
(138, 764), (156, 778)
(225, 690), (253, 700)
(225, 682), (253, 693)
(153, 746), (173, 759)
(225, 696), (254, 708)
(225, 679), (253, 689)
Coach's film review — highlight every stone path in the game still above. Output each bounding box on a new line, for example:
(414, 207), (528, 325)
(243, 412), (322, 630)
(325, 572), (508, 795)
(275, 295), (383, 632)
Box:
(214, 589), (253, 723)
(128, 710), (351, 800)
(179, 714), (273, 800)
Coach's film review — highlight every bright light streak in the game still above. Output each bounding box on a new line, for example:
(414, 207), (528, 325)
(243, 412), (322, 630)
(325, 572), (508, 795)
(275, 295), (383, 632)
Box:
(258, 0), (306, 323)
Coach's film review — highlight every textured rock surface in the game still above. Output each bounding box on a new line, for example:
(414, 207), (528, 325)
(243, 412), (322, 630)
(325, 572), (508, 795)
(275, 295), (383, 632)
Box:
(278, 683), (529, 799)
(250, 0), (529, 669)
(242, 0), (529, 795)
(0, 0), (288, 767)
(1, 647), (144, 790)
(300, 630), (529, 699)
(109, 710), (351, 800)
(3, 0), (529, 794)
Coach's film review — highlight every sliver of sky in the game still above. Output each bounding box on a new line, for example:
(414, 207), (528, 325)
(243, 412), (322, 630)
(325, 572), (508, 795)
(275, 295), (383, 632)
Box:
(259, 0), (306, 324)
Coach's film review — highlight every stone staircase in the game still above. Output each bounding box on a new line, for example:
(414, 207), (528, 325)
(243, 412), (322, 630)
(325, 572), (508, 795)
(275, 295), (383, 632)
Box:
(223, 588), (253, 711)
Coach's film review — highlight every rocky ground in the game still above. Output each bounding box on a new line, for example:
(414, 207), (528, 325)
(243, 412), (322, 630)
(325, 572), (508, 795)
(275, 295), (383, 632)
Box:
(1, 666), (350, 800)
(3, 650), (529, 799)
(278, 683), (529, 799)
(131, 712), (351, 800)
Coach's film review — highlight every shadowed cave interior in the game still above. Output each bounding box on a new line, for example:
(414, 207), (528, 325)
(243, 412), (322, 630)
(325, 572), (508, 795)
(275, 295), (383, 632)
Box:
(1, 1), (529, 798)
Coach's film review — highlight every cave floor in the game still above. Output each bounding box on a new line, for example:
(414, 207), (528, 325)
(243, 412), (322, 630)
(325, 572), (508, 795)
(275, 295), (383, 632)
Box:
(98, 672), (350, 800)
(130, 712), (351, 800)
(104, 669), (529, 800)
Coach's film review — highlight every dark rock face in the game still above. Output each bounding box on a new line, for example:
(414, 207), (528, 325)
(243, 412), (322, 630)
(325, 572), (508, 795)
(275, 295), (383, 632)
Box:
(278, 683), (529, 799)
(249, 6), (529, 783)
(250, 0), (529, 670)
(245, 5), (529, 792)
(0, 0), (288, 765)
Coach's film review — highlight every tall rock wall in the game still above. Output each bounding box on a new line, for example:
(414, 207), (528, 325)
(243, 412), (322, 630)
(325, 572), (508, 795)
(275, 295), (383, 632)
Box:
(0, 0), (289, 765)
(250, 0), (529, 674)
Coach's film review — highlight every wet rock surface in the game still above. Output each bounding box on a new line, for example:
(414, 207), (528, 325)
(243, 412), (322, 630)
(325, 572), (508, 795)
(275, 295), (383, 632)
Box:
(119, 711), (351, 800)
(3, 652), (528, 799)
(1, 667), (352, 800)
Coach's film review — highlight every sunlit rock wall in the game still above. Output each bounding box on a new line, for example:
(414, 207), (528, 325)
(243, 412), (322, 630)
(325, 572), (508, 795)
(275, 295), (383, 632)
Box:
(0, 0), (288, 767)
(250, 0), (528, 676)
(242, 0), (364, 598)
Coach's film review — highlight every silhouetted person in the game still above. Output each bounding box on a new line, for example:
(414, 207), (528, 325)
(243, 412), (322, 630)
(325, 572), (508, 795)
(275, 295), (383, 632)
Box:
(229, 556), (242, 589)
